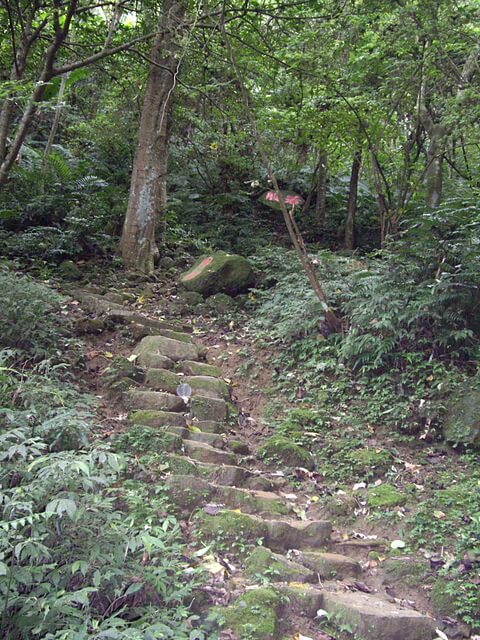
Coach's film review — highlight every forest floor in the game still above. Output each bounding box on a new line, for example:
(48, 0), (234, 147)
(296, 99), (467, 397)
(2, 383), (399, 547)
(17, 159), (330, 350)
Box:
(53, 257), (480, 640)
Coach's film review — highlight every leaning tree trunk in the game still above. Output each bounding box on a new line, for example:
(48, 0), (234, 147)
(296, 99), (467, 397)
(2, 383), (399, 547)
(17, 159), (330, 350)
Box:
(120, 0), (185, 273)
(345, 149), (362, 250)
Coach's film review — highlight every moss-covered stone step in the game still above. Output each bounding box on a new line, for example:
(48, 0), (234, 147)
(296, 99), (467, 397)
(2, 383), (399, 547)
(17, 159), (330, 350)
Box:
(165, 426), (226, 449)
(215, 587), (281, 640)
(158, 329), (193, 343)
(194, 510), (331, 552)
(190, 396), (227, 421)
(296, 551), (362, 579)
(144, 370), (230, 401)
(127, 390), (186, 412)
(166, 455), (279, 490)
(322, 591), (436, 640)
(245, 547), (314, 583)
(194, 420), (228, 434)
(129, 409), (186, 428)
(265, 518), (332, 552)
(179, 360), (222, 377)
(184, 375), (230, 400)
(134, 335), (199, 364)
(165, 475), (289, 516)
(145, 368), (180, 393)
(182, 440), (237, 465)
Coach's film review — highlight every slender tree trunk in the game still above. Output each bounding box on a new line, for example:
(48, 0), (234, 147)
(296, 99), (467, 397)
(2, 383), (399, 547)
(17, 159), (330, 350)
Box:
(0, 2), (77, 191)
(316, 148), (327, 225)
(370, 149), (389, 245)
(424, 122), (446, 208)
(345, 149), (362, 250)
(221, 20), (341, 334)
(120, 0), (185, 273)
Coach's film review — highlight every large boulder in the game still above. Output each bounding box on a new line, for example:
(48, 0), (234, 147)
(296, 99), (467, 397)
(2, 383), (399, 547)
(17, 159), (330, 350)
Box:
(179, 251), (254, 296)
(443, 379), (480, 447)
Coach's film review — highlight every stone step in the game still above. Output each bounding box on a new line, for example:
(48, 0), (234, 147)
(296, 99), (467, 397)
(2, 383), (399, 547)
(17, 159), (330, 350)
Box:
(129, 409), (186, 428)
(321, 590), (435, 640)
(245, 547), (315, 583)
(194, 420), (228, 434)
(165, 426), (226, 449)
(190, 396), (227, 422)
(294, 550), (362, 579)
(185, 375), (230, 400)
(144, 370), (230, 401)
(134, 335), (199, 364)
(165, 475), (291, 516)
(166, 455), (280, 491)
(182, 440), (237, 465)
(145, 368), (181, 393)
(194, 509), (331, 552)
(179, 360), (222, 377)
(127, 390), (186, 412)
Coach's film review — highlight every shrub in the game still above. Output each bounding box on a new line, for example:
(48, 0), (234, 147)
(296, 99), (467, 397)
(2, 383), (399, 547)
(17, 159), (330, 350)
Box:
(0, 268), (70, 359)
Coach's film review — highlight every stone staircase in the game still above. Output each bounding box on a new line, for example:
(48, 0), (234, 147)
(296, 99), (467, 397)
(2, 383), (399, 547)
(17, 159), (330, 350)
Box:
(124, 328), (437, 640)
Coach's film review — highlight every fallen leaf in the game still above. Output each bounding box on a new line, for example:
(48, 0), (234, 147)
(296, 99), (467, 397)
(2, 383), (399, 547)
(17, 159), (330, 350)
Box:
(353, 482), (366, 491)
(435, 630), (449, 640)
(391, 539), (406, 549)
(433, 510), (446, 519)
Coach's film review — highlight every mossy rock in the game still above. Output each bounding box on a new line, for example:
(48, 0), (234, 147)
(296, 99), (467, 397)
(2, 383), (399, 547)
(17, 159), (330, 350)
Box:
(134, 335), (198, 363)
(179, 360), (222, 377)
(194, 510), (267, 549)
(345, 447), (392, 478)
(429, 578), (458, 617)
(443, 382), (480, 447)
(145, 368), (180, 393)
(190, 395), (227, 421)
(218, 587), (281, 640)
(164, 475), (214, 513)
(368, 484), (406, 508)
(258, 435), (314, 470)
(384, 558), (429, 588)
(179, 251), (255, 296)
(58, 260), (82, 280)
(228, 440), (251, 455)
(206, 293), (237, 314)
(185, 375), (230, 400)
(245, 547), (313, 583)
(129, 409), (186, 428)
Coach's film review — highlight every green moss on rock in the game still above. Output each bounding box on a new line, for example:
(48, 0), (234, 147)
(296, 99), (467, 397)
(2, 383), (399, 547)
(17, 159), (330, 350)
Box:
(179, 251), (255, 296)
(443, 382), (480, 447)
(430, 578), (458, 617)
(258, 435), (314, 470)
(220, 587), (281, 640)
(194, 510), (267, 549)
(245, 547), (313, 583)
(368, 484), (406, 508)
(179, 360), (223, 377)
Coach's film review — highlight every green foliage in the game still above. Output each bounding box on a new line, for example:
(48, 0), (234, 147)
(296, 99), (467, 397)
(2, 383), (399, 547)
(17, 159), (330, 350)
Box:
(340, 199), (480, 372)
(0, 267), (205, 639)
(0, 267), (71, 360)
(408, 466), (480, 625)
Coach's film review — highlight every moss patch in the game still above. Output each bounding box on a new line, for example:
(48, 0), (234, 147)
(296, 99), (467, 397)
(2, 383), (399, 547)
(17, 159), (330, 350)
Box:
(194, 510), (267, 551)
(258, 435), (314, 470)
(368, 483), (406, 508)
(245, 547), (313, 582)
(219, 587), (281, 640)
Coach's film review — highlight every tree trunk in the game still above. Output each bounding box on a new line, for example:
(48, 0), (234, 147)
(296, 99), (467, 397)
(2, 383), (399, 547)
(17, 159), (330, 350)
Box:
(424, 122), (446, 208)
(120, 0), (185, 273)
(370, 149), (390, 245)
(345, 149), (362, 250)
(315, 148), (327, 225)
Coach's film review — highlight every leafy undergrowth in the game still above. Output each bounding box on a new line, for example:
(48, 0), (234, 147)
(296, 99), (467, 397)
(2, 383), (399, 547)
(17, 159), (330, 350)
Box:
(0, 267), (207, 640)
